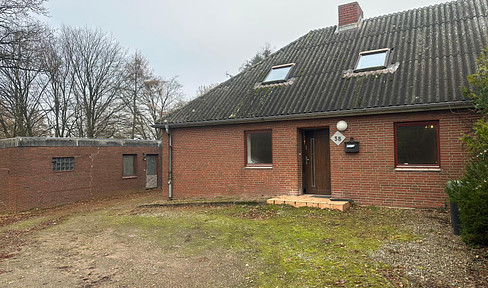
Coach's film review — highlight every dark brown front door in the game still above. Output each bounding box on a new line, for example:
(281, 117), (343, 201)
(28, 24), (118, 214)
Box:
(303, 129), (331, 195)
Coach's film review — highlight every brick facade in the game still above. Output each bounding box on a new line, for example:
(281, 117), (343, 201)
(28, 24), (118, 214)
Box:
(162, 109), (477, 208)
(0, 140), (161, 212)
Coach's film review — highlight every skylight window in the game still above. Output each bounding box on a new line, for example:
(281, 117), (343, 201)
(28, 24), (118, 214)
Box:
(354, 49), (390, 72)
(263, 63), (294, 83)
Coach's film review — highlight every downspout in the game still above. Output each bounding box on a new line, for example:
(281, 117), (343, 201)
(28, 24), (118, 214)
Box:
(164, 123), (173, 200)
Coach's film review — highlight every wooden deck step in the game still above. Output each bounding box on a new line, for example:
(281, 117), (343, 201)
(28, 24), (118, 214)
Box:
(266, 195), (351, 212)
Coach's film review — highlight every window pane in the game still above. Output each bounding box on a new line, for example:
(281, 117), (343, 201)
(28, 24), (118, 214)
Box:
(397, 123), (438, 165)
(52, 157), (74, 171)
(123, 155), (135, 176)
(146, 155), (157, 175)
(248, 132), (272, 164)
(356, 51), (387, 71)
(264, 66), (292, 82)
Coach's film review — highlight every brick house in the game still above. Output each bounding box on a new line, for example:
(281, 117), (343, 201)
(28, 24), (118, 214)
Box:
(155, 0), (488, 208)
(0, 137), (161, 212)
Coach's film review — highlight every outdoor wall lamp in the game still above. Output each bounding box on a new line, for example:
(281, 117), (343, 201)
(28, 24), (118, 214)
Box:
(337, 120), (348, 132)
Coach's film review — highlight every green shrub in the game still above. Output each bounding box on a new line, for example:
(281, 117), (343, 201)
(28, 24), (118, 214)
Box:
(447, 153), (488, 245)
(447, 47), (488, 246)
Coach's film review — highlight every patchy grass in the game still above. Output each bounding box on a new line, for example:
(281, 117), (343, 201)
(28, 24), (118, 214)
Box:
(113, 204), (417, 287)
(2, 193), (485, 287)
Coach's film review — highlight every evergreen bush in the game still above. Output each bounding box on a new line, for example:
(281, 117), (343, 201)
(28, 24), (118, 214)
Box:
(447, 47), (488, 246)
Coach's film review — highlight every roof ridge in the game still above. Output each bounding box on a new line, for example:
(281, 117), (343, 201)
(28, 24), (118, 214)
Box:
(306, 0), (482, 35)
(299, 13), (487, 52)
(364, 0), (467, 22)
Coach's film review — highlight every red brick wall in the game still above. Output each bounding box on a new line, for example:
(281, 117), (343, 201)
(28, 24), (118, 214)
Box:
(162, 109), (477, 208)
(162, 121), (302, 199)
(0, 168), (10, 211)
(338, 2), (363, 27)
(0, 148), (13, 211)
(0, 146), (161, 212)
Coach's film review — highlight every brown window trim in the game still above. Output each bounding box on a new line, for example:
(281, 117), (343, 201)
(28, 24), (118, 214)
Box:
(394, 120), (440, 169)
(244, 129), (273, 167)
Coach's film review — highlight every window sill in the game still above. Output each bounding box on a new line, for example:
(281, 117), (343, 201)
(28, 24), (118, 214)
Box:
(245, 165), (273, 169)
(122, 175), (138, 179)
(395, 166), (441, 172)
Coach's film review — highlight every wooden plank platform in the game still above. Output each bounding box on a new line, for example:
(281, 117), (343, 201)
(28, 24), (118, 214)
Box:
(266, 195), (351, 212)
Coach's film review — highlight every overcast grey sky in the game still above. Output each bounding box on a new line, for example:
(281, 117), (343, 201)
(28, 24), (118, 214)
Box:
(42, 0), (448, 99)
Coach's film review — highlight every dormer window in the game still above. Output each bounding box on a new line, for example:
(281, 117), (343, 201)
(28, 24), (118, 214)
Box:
(263, 63), (294, 83)
(354, 48), (390, 72)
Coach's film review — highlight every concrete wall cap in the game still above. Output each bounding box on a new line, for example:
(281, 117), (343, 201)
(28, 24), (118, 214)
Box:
(0, 137), (162, 149)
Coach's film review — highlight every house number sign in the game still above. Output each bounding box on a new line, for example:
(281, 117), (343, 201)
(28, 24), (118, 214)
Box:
(331, 131), (346, 145)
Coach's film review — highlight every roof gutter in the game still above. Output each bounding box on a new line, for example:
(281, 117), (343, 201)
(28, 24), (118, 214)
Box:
(154, 101), (473, 129)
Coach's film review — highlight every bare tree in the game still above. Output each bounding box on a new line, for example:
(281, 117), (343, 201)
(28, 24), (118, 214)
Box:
(196, 83), (219, 97)
(119, 52), (187, 140)
(0, 2), (183, 140)
(0, 0), (47, 138)
(239, 43), (273, 72)
(42, 33), (77, 137)
(60, 26), (125, 138)
(0, 24), (49, 137)
(120, 51), (153, 139)
(0, 101), (12, 137)
(142, 76), (184, 139)
(0, 0), (47, 65)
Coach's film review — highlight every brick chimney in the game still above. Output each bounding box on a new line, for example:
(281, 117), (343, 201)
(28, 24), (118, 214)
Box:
(338, 2), (363, 32)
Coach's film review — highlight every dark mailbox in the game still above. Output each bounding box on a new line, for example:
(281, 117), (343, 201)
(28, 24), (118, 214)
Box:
(344, 137), (359, 153)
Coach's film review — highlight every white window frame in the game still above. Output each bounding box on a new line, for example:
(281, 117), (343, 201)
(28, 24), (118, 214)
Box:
(354, 48), (390, 72)
(263, 63), (295, 83)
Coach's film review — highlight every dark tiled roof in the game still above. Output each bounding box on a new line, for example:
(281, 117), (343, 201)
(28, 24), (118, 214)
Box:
(162, 0), (488, 127)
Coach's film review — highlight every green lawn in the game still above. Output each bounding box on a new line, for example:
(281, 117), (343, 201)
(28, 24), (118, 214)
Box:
(113, 203), (417, 287)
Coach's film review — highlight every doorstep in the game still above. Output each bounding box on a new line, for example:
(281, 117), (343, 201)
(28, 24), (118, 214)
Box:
(266, 195), (351, 212)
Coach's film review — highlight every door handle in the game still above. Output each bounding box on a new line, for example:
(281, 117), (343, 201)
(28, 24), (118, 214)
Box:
(305, 156), (310, 165)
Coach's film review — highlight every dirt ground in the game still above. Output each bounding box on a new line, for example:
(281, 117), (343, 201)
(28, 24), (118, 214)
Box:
(0, 191), (486, 288)
(0, 192), (249, 288)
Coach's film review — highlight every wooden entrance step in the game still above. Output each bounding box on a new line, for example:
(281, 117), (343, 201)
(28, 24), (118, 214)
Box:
(266, 195), (351, 212)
